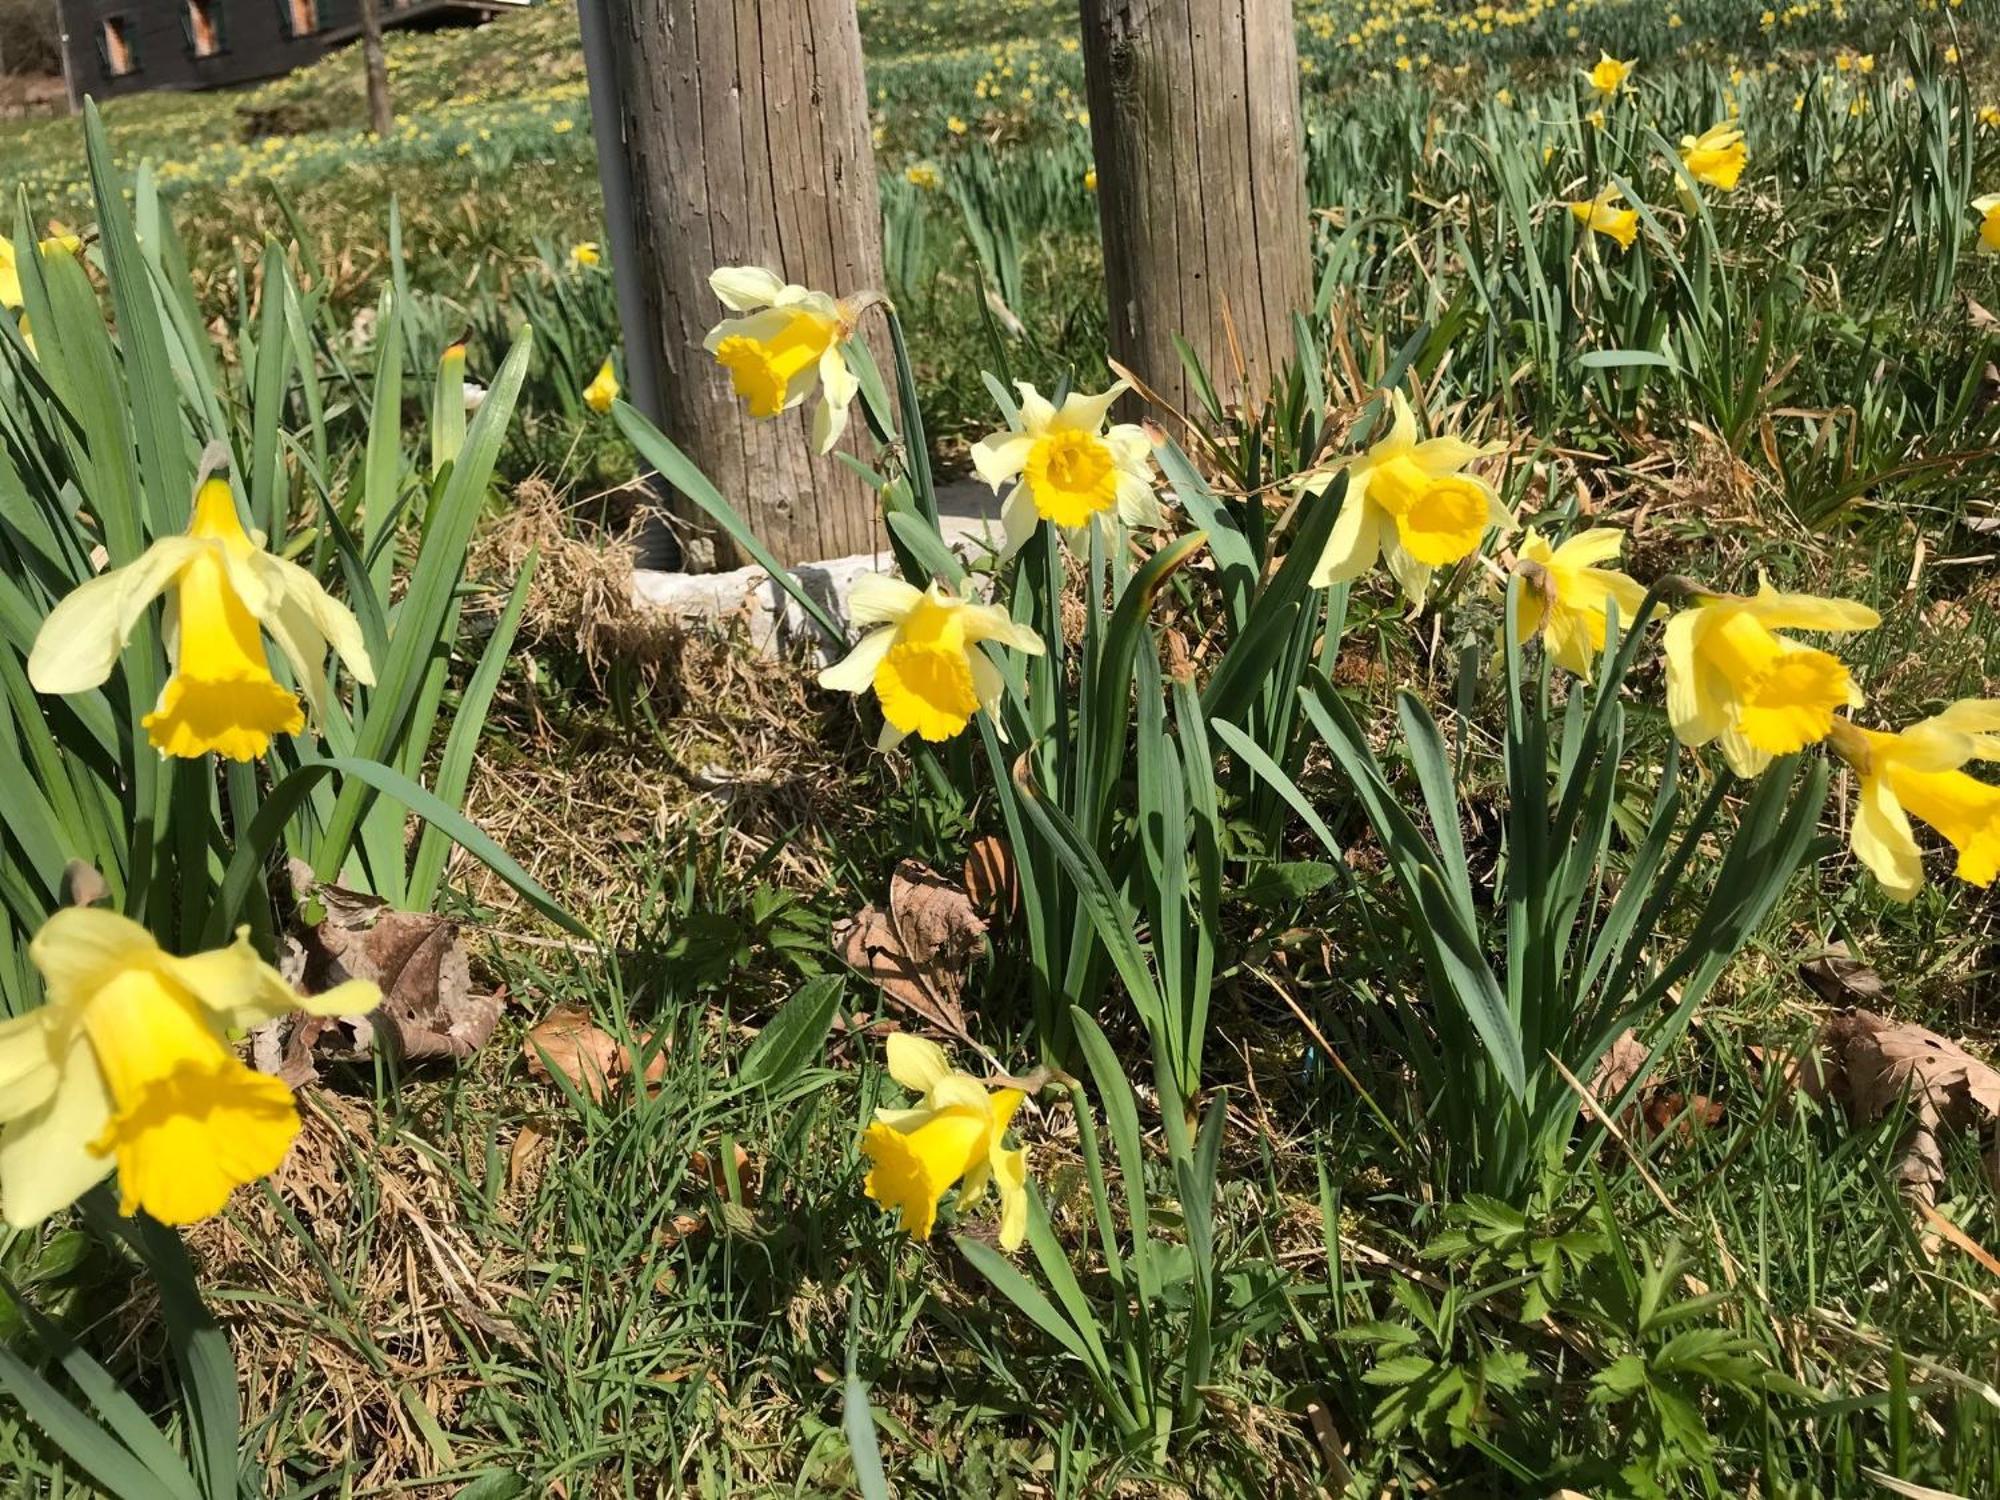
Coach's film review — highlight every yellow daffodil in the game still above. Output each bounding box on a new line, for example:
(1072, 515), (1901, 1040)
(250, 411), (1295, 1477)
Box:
(1571, 187), (1640, 250)
(0, 909), (380, 1228)
(1680, 122), (1748, 191)
(970, 378), (1163, 558)
(28, 472), (374, 762)
(947, 115), (968, 135)
(1979, 105), (2000, 130)
(584, 355), (620, 413)
(1302, 391), (1512, 601)
(1663, 582), (1879, 777)
(1828, 705), (2000, 901)
(819, 576), (1044, 750)
(1974, 194), (2000, 255)
(1083, 167), (1097, 192)
(904, 163), (941, 190)
(0, 231), (82, 310)
(570, 241), (602, 268)
(1584, 53), (1634, 98)
(703, 265), (862, 454)
(1512, 528), (1648, 679)
(860, 1034), (1028, 1250)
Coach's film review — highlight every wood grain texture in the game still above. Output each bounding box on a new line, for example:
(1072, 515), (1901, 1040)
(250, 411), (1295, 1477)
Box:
(602, 0), (885, 567)
(1079, 0), (1311, 415)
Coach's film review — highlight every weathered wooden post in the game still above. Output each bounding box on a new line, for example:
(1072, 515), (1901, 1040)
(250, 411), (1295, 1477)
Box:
(1077, 0), (1312, 416)
(589, 0), (885, 569)
(358, 0), (394, 137)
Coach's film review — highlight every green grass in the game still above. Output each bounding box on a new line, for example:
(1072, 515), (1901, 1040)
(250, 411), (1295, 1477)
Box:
(6, 0), (2000, 1495)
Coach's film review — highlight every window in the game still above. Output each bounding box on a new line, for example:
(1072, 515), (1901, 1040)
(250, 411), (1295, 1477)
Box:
(100, 16), (135, 77)
(279, 0), (319, 38)
(186, 0), (224, 58)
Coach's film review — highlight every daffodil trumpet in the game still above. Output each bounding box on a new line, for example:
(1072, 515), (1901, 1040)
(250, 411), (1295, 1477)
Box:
(970, 378), (1164, 558)
(27, 452), (375, 762)
(0, 908), (381, 1228)
(1302, 390), (1512, 602)
(703, 266), (882, 454)
(1827, 704), (2000, 901)
(859, 1034), (1030, 1250)
(818, 575), (1045, 751)
(1662, 581), (1879, 777)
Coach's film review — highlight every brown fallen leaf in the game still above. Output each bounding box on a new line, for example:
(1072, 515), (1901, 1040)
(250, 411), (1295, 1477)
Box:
(522, 1004), (667, 1103)
(834, 860), (987, 1043)
(964, 835), (1019, 921)
(286, 864), (504, 1064)
(507, 1122), (551, 1192)
(1640, 1092), (1724, 1141)
(689, 1143), (760, 1206)
(1813, 1007), (2000, 1214)
(1797, 942), (1892, 1008)
(1589, 1027), (1654, 1105)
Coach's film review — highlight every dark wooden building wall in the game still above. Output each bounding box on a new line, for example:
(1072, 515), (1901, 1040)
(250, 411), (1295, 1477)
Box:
(60, 0), (360, 98)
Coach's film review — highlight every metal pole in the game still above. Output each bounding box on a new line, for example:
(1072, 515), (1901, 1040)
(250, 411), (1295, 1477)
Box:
(575, 0), (676, 569)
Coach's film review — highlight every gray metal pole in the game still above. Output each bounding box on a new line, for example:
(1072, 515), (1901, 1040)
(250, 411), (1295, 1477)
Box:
(575, 0), (675, 567)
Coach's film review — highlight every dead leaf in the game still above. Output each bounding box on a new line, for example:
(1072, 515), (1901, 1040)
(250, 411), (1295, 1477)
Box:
(1812, 1005), (2000, 1216)
(507, 1122), (551, 1192)
(690, 1143), (760, 1206)
(1797, 943), (1892, 1008)
(288, 871), (503, 1064)
(522, 1004), (667, 1103)
(1589, 1028), (1653, 1104)
(834, 860), (986, 1042)
(964, 835), (1018, 920)
(1641, 1092), (1724, 1140)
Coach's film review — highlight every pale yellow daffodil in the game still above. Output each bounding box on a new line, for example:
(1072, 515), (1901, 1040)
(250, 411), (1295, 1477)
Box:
(0, 909), (380, 1227)
(1974, 194), (2000, 255)
(1680, 122), (1748, 191)
(1571, 187), (1640, 251)
(970, 378), (1163, 559)
(570, 241), (602, 268)
(584, 355), (620, 414)
(703, 265), (861, 453)
(1828, 704), (2000, 901)
(819, 576), (1045, 750)
(1584, 53), (1635, 98)
(29, 473), (374, 762)
(0, 231), (81, 310)
(1303, 391), (1512, 601)
(1512, 528), (1648, 679)
(860, 1033), (1028, 1250)
(1663, 582), (1879, 777)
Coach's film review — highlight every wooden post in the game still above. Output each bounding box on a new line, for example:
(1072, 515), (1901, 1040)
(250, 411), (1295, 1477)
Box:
(1078, 0), (1312, 417)
(594, 0), (885, 569)
(358, 0), (394, 138)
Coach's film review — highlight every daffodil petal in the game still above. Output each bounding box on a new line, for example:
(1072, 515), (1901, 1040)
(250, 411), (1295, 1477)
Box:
(1852, 775), (1924, 902)
(0, 1011), (57, 1124)
(708, 265), (787, 312)
(811, 345), (858, 454)
(0, 1035), (113, 1229)
(28, 908), (158, 1010)
(885, 1033), (955, 1095)
(992, 485), (1036, 561)
(847, 575), (924, 627)
(1310, 490), (1383, 588)
(971, 431), (1036, 490)
(157, 927), (380, 1031)
(819, 626), (895, 694)
(26, 538), (205, 694)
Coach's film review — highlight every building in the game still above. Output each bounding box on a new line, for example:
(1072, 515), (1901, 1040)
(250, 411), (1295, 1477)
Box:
(56, 0), (527, 101)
